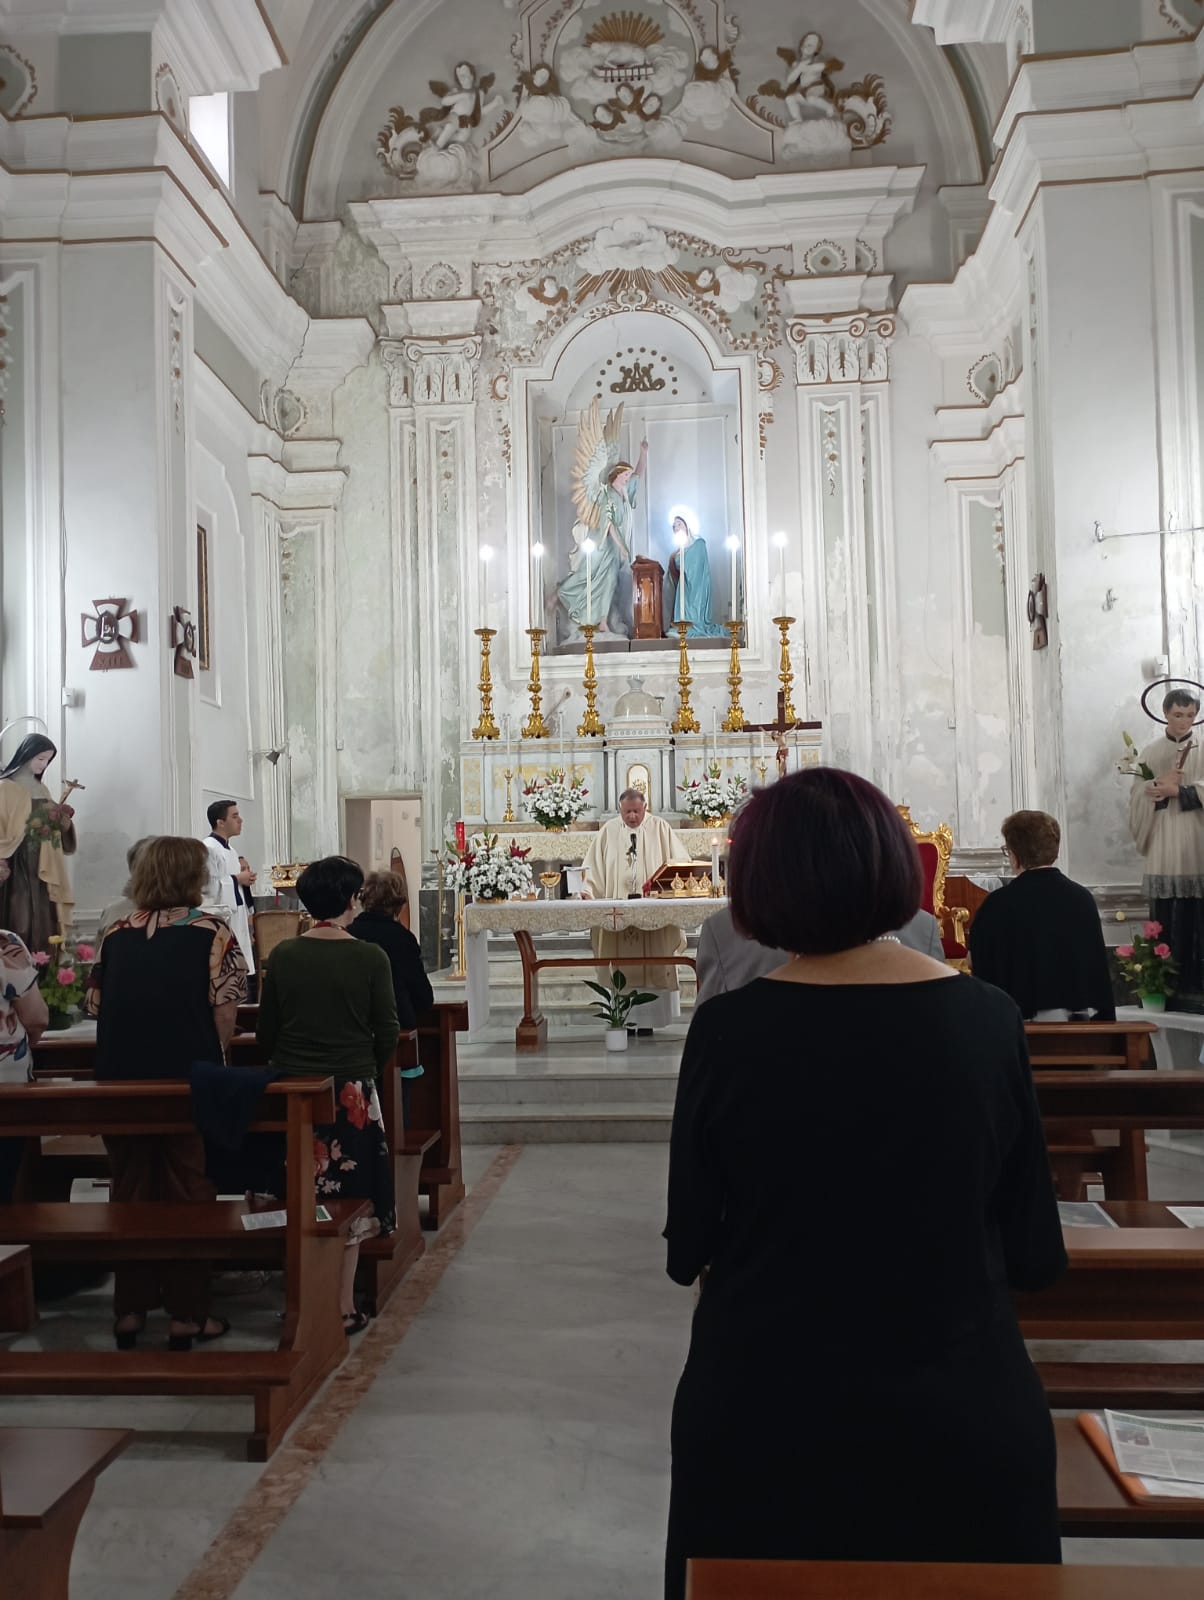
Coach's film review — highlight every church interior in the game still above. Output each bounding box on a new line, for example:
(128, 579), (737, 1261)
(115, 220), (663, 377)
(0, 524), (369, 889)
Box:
(5, 0), (1204, 1594)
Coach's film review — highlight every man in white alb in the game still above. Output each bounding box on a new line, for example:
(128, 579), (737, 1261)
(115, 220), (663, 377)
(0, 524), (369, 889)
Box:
(202, 799), (256, 979)
(581, 789), (691, 1033)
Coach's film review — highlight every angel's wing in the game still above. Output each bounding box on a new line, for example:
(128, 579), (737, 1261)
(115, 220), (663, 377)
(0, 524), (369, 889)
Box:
(603, 401), (624, 455)
(776, 47), (796, 67)
(428, 79), (450, 97)
(571, 398), (615, 530)
(480, 73), (496, 94)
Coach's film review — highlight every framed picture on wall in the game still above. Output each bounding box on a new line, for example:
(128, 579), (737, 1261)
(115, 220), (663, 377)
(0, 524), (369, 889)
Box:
(196, 523), (212, 671)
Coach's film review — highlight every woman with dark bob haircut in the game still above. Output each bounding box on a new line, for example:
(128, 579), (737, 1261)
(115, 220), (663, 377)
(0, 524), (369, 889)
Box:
(664, 768), (1066, 1597)
(257, 855), (399, 1333)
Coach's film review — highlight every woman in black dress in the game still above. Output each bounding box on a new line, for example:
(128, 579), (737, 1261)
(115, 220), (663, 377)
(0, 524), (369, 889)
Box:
(349, 869), (432, 1119)
(664, 769), (1067, 1598)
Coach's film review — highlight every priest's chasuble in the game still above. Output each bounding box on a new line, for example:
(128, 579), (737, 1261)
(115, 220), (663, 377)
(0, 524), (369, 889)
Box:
(582, 814), (693, 998)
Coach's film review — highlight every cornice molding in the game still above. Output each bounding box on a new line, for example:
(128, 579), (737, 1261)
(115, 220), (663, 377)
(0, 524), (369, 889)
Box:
(349, 161), (924, 274)
(0, 0), (282, 92)
(898, 203), (1022, 353)
(0, 108), (310, 385)
(930, 409), (1025, 479)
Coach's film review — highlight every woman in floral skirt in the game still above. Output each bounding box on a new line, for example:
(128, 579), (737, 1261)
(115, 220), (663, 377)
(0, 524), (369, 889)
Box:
(257, 855), (399, 1334)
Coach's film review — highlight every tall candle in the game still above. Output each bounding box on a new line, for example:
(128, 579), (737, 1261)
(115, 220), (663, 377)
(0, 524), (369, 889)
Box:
(455, 820), (466, 853)
(479, 543), (494, 627)
(504, 713), (512, 763)
(726, 535), (740, 620)
(530, 542), (544, 630)
(773, 530), (788, 612)
(583, 538), (595, 624)
(710, 837), (721, 889)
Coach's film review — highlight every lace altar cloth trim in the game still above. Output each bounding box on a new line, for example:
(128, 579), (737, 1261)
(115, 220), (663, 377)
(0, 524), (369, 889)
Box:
(463, 897), (728, 935)
(1145, 876), (1204, 899)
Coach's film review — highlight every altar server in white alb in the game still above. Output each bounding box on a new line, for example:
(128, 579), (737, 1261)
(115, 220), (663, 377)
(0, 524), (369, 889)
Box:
(581, 789), (691, 1031)
(202, 800), (256, 977)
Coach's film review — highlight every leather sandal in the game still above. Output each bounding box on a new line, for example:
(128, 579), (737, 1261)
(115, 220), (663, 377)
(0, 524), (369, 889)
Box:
(168, 1316), (231, 1352)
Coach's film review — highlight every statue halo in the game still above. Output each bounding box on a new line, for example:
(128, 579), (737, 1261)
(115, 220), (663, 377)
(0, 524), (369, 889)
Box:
(1141, 676), (1204, 726)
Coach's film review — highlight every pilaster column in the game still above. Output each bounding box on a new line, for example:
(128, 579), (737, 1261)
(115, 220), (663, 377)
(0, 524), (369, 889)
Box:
(248, 451), (347, 864)
(382, 304), (483, 850)
(787, 310), (897, 786)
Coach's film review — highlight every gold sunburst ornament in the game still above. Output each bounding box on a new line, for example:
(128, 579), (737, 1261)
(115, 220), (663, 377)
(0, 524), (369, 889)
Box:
(584, 10), (665, 51)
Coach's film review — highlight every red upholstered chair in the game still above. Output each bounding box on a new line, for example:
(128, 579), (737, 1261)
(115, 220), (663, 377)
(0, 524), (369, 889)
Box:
(896, 805), (970, 966)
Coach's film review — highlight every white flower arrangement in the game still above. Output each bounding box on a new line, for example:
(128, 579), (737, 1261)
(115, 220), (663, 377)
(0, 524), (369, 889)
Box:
(523, 769), (590, 829)
(679, 762), (748, 823)
(444, 832), (535, 901)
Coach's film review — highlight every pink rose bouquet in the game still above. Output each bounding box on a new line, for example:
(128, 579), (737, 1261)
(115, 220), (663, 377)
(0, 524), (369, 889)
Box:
(1114, 926), (1177, 1003)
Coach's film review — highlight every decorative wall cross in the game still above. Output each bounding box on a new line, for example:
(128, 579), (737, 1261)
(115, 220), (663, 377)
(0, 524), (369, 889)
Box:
(81, 598), (139, 671)
(170, 605), (197, 678)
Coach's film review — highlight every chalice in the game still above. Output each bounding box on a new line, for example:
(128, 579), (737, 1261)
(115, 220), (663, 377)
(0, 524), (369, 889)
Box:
(539, 870), (561, 901)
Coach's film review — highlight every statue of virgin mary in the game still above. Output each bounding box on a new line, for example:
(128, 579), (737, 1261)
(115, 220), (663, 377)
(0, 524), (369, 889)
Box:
(0, 734), (77, 951)
(666, 514), (725, 637)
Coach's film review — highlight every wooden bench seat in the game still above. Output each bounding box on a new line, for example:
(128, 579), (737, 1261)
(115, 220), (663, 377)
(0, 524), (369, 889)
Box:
(1025, 1022), (1157, 1200)
(0, 1425), (132, 1600)
(0, 1078), (350, 1460)
(687, 1560), (1204, 1600)
(0, 1244), (34, 1333)
(1037, 1362), (1204, 1410)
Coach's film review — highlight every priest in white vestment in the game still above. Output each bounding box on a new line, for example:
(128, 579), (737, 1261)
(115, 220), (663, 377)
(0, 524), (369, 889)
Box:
(581, 789), (691, 1030)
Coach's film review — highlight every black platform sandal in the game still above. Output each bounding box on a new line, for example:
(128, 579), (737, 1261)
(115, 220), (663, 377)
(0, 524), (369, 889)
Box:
(168, 1316), (231, 1352)
(114, 1316), (146, 1350)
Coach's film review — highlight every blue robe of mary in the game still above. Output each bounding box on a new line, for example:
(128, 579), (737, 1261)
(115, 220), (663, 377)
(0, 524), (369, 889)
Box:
(669, 536), (725, 637)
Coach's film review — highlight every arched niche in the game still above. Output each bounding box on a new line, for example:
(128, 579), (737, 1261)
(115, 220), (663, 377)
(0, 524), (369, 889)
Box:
(510, 303), (764, 668)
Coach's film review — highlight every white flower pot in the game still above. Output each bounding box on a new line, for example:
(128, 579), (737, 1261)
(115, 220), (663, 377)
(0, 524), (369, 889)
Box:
(605, 1027), (629, 1053)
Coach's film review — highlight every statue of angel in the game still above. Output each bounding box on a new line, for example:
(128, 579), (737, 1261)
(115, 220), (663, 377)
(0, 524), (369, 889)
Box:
(760, 33), (843, 122)
(422, 62), (502, 151)
(557, 398), (648, 637)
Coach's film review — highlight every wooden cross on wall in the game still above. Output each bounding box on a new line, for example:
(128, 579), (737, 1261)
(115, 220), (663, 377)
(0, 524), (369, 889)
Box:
(742, 693), (822, 781)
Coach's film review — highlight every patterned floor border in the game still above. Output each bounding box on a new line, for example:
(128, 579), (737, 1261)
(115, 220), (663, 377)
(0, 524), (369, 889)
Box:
(172, 1144), (525, 1600)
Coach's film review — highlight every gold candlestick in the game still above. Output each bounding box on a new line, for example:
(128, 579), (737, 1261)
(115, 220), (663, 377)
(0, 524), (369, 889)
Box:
(523, 627), (550, 738)
(757, 756), (769, 786)
(447, 890), (467, 982)
(472, 628), (500, 740)
(577, 624), (605, 737)
(721, 619), (745, 733)
(502, 767), (516, 824)
(671, 621), (700, 733)
(773, 615), (799, 725)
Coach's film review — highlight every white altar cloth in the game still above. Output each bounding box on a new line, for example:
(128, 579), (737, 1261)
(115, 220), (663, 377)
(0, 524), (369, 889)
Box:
(463, 897), (729, 1032)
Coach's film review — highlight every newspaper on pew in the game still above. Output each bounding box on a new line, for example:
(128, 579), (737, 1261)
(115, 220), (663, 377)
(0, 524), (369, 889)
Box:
(1106, 1411), (1204, 1496)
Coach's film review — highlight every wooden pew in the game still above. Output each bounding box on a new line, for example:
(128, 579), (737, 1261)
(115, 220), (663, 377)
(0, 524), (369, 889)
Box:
(687, 1560), (1204, 1600)
(30, 1030), (438, 1307)
(0, 1079), (357, 1461)
(1018, 1198), (1204, 1412)
(0, 1426), (132, 1600)
(0, 1244), (34, 1333)
(1031, 1068), (1204, 1201)
(1025, 1020), (1157, 1201)
(232, 999), (467, 1230)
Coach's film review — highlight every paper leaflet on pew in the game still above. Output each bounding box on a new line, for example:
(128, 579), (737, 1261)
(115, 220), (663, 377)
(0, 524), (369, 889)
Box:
(1057, 1201), (1117, 1228)
(241, 1206), (333, 1230)
(1105, 1411), (1204, 1493)
(1167, 1205), (1204, 1227)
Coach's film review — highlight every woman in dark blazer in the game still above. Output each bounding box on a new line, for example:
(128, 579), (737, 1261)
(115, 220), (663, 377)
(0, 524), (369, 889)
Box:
(664, 769), (1067, 1599)
(349, 870), (432, 1118)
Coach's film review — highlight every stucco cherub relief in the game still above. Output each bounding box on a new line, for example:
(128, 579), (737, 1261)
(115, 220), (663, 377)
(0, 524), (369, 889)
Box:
(754, 31), (890, 159)
(376, 60), (507, 185)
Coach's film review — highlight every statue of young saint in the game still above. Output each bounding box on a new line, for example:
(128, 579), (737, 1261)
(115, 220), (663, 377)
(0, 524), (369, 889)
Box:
(557, 398), (647, 638)
(1128, 685), (1204, 1000)
(0, 734), (78, 952)
(665, 514), (725, 638)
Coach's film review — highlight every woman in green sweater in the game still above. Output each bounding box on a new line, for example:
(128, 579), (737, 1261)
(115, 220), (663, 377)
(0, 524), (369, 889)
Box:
(258, 855), (399, 1333)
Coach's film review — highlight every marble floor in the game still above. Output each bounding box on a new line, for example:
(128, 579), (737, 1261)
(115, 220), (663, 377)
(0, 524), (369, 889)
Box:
(3, 1144), (1204, 1597)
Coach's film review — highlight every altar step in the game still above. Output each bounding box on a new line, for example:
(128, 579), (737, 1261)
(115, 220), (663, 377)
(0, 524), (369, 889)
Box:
(458, 1040), (681, 1142)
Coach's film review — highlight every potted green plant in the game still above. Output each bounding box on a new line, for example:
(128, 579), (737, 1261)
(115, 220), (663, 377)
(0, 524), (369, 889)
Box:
(583, 969), (659, 1052)
(1115, 921), (1177, 1012)
(34, 933), (95, 1029)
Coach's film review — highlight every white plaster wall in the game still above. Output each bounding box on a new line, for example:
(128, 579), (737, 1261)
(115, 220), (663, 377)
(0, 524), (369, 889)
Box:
(888, 333), (958, 829)
(1035, 184), (1164, 887)
(193, 390), (266, 874)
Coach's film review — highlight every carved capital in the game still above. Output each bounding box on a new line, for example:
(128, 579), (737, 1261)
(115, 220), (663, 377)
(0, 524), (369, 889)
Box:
(403, 336), (482, 406)
(788, 313), (896, 385)
(381, 341), (413, 408)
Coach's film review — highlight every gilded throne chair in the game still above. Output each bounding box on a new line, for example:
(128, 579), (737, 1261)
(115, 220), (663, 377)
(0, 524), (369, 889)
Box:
(896, 805), (972, 967)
